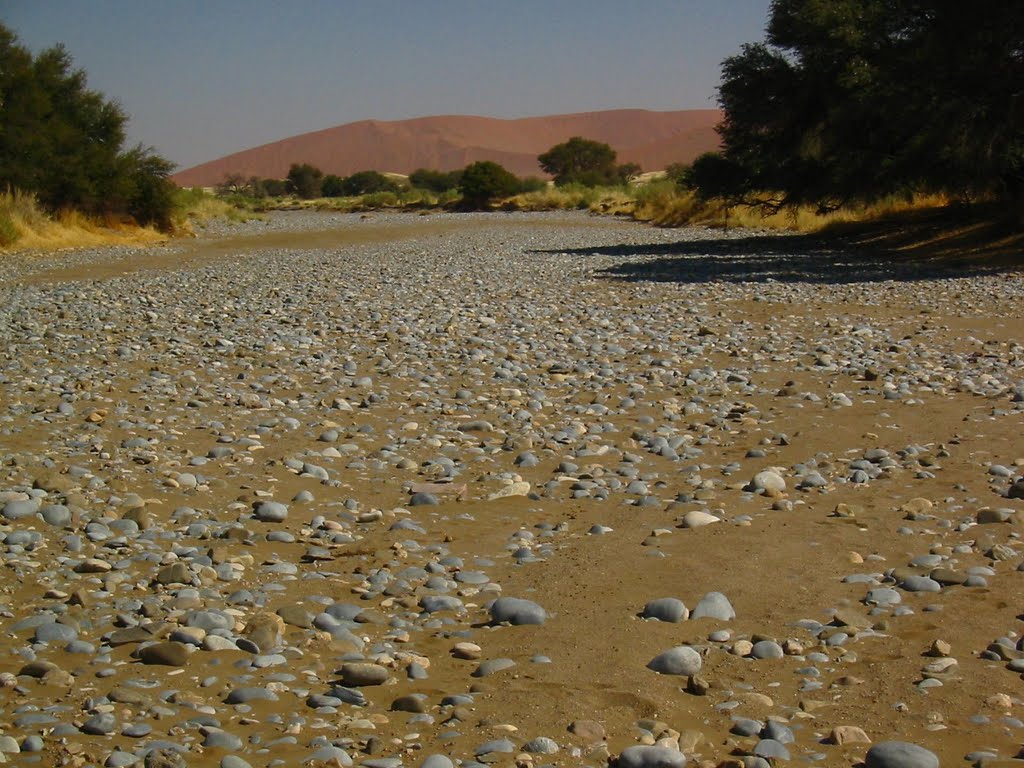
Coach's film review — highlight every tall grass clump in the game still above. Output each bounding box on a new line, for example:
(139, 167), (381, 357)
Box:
(505, 183), (630, 212)
(172, 188), (261, 231)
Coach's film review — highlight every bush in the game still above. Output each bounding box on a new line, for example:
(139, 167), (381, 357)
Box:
(360, 190), (399, 208)
(458, 161), (522, 208)
(687, 152), (748, 201)
(341, 170), (401, 196)
(0, 213), (18, 247)
(409, 168), (463, 193)
(538, 137), (638, 186)
(321, 174), (346, 197)
(0, 24), (178, 229)
(664, 162), (691, 188)
(286, 163), (323, 199)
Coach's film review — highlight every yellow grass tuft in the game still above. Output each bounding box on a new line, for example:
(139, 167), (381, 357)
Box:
(629, 185), (957, 233)
(0, 190), (166, 252)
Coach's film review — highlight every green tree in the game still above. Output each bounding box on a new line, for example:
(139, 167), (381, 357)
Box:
(409, 168), (462, 193)
(117, 145), (176, 228)
(715, 0), (1024, 207)
(286, 163), (323, 198)
(0, 23), (178, 227)
(458, 161), (521, 208)
(258, 177), (289, 197)
(321, 174), (346, 197)
(686, 152), (747, 202)
(539, 137), (620, 186)
(340, 170), (400, 196)
(664, 162), (691, 188)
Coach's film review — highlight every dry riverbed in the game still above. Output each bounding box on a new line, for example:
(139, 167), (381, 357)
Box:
(0, 211), (1023, 768)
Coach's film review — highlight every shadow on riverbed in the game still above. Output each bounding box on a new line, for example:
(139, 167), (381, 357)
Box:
(534, 211), (1024, 285)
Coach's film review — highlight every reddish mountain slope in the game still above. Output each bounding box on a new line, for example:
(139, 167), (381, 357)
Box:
(172, 109), (721, 187)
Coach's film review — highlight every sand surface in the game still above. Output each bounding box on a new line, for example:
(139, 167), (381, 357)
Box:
(0, 211), (1022, 768)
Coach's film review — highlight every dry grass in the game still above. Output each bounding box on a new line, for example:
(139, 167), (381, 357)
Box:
(505, 184), (634, 213)
(0, 188), (266, 253)
(630, 185), (958, 233)
(0, 190), (166, 252)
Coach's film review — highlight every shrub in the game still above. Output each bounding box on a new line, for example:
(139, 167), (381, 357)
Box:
(321, 174), (347, 197)
(286, 163), (323, 198)
(0, 24), (177, 229)
(341, 170), (401, 196)
(0, 213), (18, 246)
(458, 161), (522, 208)
(409, 168), (463, 193)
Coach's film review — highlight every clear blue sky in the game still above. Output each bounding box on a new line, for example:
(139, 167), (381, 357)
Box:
(2, 1), (772, 171)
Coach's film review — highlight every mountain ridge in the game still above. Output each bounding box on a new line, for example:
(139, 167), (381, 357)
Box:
(172, 108), (722, 188)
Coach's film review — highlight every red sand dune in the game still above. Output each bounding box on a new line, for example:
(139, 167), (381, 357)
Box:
(171, 109), (722, 187)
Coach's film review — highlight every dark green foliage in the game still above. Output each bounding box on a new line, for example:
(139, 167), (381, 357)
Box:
(339, 170), (401, 196)
(617, 163), (642, 183)
(286, 163), (323, 199)
(517, 176), (547, 193)
(257, 177), (289, 197)
(664, 162), (692, 188)
(686, 152), (748, 202)
(409, 168), (463, 193)
(0, 23), (178, 228)
(458, 161), (522, 208)
(538, 137), (638, 186)
(219, 174), (290, 199)
(715, 0), (1024, 207)
(116, 145), (177, 228)
(320, 174), (346, 197)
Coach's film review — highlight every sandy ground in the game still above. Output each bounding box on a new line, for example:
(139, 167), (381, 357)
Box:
(0, 211), (1022, 768)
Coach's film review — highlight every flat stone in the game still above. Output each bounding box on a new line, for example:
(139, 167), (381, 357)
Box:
(865, 741), (939, 768)
(340, 662), (389, 686)
(138, 641), (189, 666)
(617, 745), (688, 768)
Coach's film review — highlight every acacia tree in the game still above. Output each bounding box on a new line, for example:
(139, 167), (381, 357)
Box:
(458, 161), (521, 208)
(0, 24), (176, 226)
(286, 163), (323, 198)
(713, 0), (1024, 207)
(538, 137), (621, 186)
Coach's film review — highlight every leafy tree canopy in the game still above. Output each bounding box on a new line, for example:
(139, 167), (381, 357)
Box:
(538, 137), (619, 186)
(713, 0), (1024, 207)
(286, 163), (323, 199)
(339, 170), (401, 196)
(458, 161), (522, 208)
(409, 168), (463, 193)
(0, 23), (176, 226)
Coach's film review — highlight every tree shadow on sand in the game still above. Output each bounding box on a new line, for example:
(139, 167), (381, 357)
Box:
(533, 210), (1024, 285)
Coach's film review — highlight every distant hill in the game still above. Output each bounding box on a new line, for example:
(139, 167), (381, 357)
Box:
(172, 109), (721, 187)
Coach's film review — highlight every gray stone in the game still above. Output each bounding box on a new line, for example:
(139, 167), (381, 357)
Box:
(647, 646), (702, 676)
(617, 745), (688, 768)
(340, 662), (389, 686)
(475, 739), (515, 756)
(80, 713), (117, 735)
(864, 741), (939, 768)
(489, 596), (547, 625)
(522, 737), (559, 754)
(641, 598), (688, 623)
(225, 686), (278, 704)
(690, 592), (736, 620)
(472, 658), (516, 677)
(253, 500), (288, 522)
(750, 640), (784, 659)
(138, 641), (189, 666)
